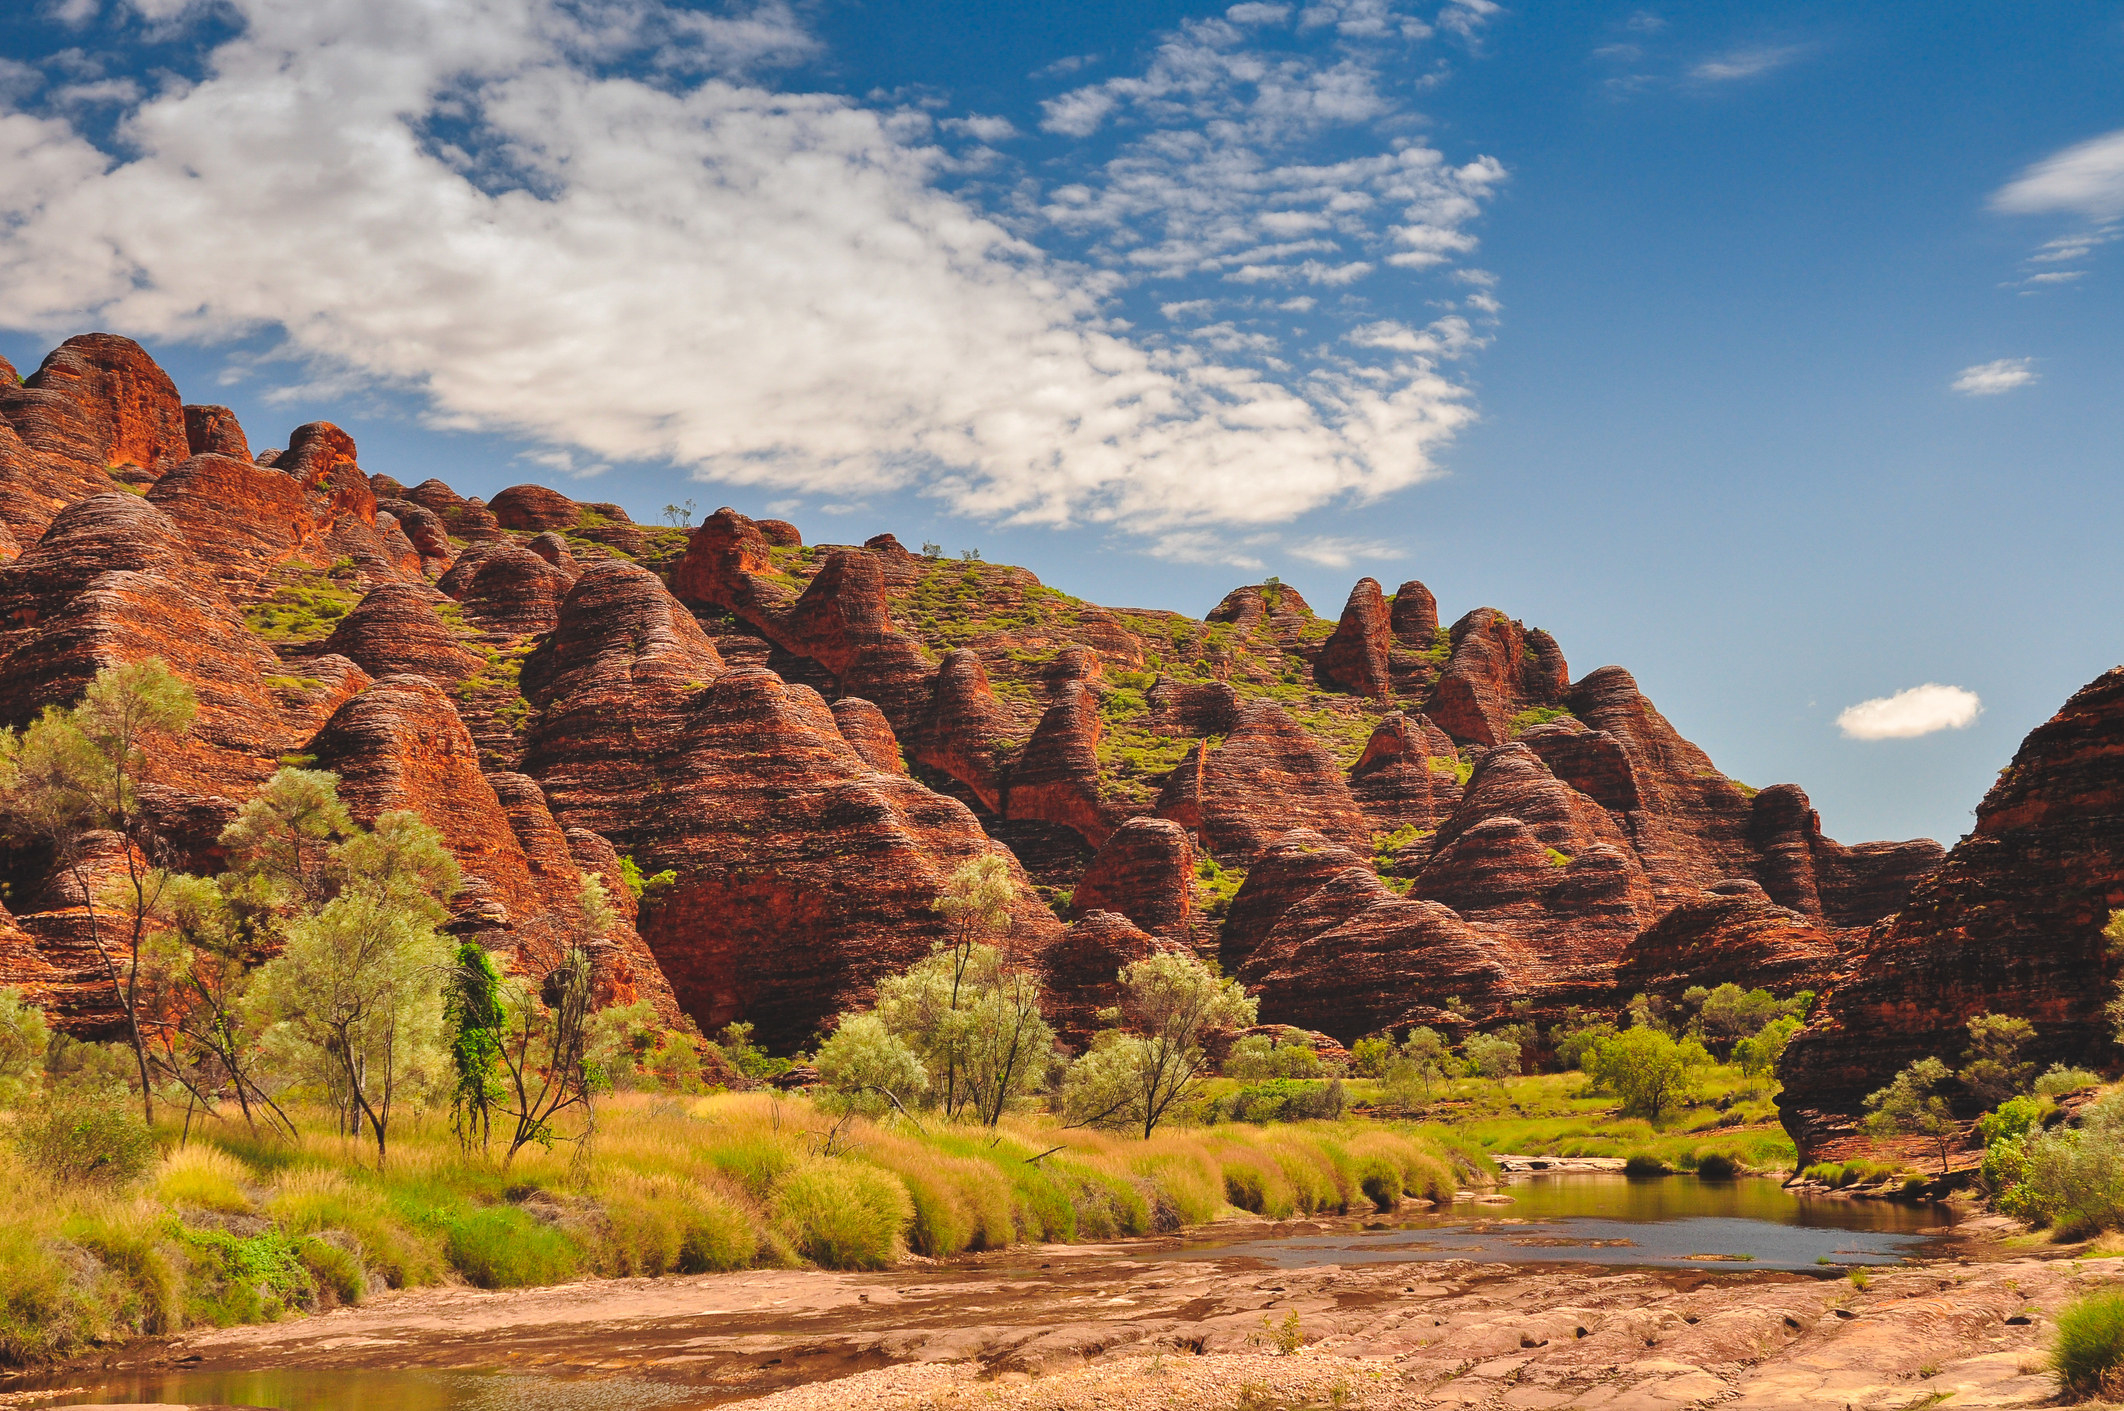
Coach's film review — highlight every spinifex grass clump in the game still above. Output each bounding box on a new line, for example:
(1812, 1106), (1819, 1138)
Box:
(2051, 1289), (2124, 1400)
(0, 1089), (1477, 1368)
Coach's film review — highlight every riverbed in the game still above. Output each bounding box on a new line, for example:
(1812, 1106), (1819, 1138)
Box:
(13, 1176), (2071, 1411)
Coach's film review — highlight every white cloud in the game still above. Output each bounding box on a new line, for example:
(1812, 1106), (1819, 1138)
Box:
(939, 113), (1017, 142)
(1148, 529), (1265, 568)
(0, 0), (1496, 535)
(1952, 358), (2038, 396)
(1992, 128), (2124, 221)
(1225, 3), (1290, 24)
(1287, 534), (1395, 567)
(1691, 45), (1803, 81)
(1836, 684), (1983, 741)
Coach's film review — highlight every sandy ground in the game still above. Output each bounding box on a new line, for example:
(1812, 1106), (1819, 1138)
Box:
(15, 1211), (2116, 1410)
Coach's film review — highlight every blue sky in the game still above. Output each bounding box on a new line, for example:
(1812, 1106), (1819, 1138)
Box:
(0, 0), (2118, 848)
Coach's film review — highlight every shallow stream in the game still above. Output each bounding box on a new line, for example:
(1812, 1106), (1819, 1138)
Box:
(29, 1173), (1956, 1409)
(1172, 1171), (1956, 1273)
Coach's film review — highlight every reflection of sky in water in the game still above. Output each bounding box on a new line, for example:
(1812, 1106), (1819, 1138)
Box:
(48, 1370), (709, 1410)
(1178, 1173), (1956, 1273)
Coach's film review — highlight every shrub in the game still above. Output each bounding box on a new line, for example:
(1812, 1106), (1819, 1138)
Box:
(2037, 1065), (2105, 1098)
(772, 1160), (911, 1270)
(1349, 1035), (1393, 1079)
(1623, 1153), (1668, 1177)
(14, 1087), (156, 1187)
(2052, 1290), (2124, 1400)
(1693, 1152), (1738, 1180)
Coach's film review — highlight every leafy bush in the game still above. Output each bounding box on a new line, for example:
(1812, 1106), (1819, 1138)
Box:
(2036, 1064), (2105, 1098)
(1463, 1031), (1521, 1080)
(0, 987), (49, 1105)
(1216, 1078), (1346, 1124)
(2052, 1289), (2124, 1400)
(1623, 1153), (1668, 1176)
(14, 1087), (156, 1187)
(1693, 1152), (1738, 1179)
(1225, 1034), (1324, 1081)
(1349, 1035), (1393, 1078)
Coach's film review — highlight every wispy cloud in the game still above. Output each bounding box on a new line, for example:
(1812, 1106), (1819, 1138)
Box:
(1951, 358), (2038, 396)
(1992, 128), (2124, 221)
(1690, 44), (1804, 82)
(1837, 684), (1982, 741)
(1287, 535), (1396, 568)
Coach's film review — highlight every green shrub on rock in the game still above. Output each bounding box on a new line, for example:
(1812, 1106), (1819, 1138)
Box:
(14, 1087), (155, 1188)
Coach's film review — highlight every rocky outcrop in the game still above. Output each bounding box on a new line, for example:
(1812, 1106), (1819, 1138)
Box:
(1314, 578), (1392, 699)
(831, 697), (908, 776)
(1615, 882), (1846, 1001)
(0, 493), (306, 793)
(1389, 580), (1439, 644)
(377, 497), (453, 573)
(1042, 910), (1169, 1046)
(1220, 829), (1370, 975)
(489, 483), (583, 532)
(182, 405), (251, 462)
(1072, 817), (1194, 946)
(319, 583), (486, 688)
(1779, 666), (2124, 1160)
(1347, 712), (1463, 835)
(438, 539), (576, 635)
(521, 562), (1059, 1047)
(1008, 683), (1118, 847)
(0, 334), (187, 484)
(1158, 702), (1370, 863)
(1426, 608), (1570, 747)
(1239, 867), (1530, 1038)
(911, 649), (1020, 812)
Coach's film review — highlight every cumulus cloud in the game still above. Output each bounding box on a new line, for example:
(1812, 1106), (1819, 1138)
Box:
(1836, 684), (1983, 741)
(1992, 128), (2124, 221)
(0, 0), (1500, 535)
(1952, 358), (2038, 396)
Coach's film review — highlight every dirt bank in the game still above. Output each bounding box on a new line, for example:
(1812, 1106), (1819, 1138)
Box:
(14, 1212), (2106, 1410)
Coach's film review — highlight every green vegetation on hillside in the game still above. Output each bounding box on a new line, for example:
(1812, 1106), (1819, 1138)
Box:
(244, 558), (361, 643)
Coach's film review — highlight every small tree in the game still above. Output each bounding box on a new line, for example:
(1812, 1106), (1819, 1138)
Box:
(1390, 1025), (1449, 1099)
(1959, 1012), (2037, 1108)
(491, 875), (616, 1165)
(1349, 1035), (1393, 1078)
(1584, 1027), (1708, 1122)
(1864, 1056), (1958, 1175)
(815, 1012), (928, 1119)
(247, 807), (461, 1164)
(1695, 984), (1786, 1056)
(0, 659), (198, 1122)
(147, 872), (295, 1136)
(1463, 1031), (1521, 1082)
(1060, 951), (1256, 1137)
(1733, 1013), (1802, 1080)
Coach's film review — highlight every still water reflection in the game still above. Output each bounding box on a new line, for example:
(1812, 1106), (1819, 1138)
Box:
(1178, 1172), (1956, 1272)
